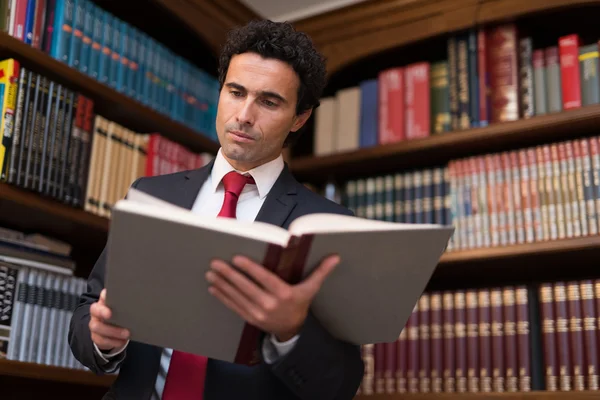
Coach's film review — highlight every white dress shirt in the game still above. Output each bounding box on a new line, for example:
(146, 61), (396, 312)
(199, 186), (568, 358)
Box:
(94, 148), (299, 399)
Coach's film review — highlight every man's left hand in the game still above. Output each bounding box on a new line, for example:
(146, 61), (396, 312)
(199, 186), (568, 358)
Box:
(206, 254), (340, 342)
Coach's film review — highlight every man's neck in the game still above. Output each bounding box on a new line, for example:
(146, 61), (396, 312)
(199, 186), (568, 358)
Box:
(223, 153), (280, 172)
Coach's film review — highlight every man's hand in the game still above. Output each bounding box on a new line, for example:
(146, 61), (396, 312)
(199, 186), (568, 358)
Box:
(206, 254), (340, 342)
(89, 289), (130, 351)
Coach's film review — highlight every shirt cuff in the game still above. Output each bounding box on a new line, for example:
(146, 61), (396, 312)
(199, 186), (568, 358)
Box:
(93, 340), (129, 363)
(261, 334), (299, 364)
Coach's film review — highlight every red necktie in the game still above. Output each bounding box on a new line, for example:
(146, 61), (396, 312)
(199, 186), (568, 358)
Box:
(162, 171), (255, 400)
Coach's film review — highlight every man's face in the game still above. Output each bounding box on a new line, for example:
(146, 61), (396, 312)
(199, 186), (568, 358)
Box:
(215, 52), (312, 171)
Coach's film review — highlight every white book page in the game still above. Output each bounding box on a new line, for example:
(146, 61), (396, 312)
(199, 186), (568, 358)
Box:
(117, 189), (291, 246)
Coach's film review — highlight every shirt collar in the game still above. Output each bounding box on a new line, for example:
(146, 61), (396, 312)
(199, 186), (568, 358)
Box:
(210, 148), (284, 199)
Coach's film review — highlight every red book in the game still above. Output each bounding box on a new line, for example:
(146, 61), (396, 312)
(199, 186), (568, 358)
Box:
(487, 23), (519, 123)
(404, 62), (430, 139)
(558, 34), (582, 110)
(378, 67), (405, 144)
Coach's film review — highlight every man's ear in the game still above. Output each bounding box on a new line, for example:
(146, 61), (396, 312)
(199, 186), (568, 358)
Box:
(291, 108), (313, 132)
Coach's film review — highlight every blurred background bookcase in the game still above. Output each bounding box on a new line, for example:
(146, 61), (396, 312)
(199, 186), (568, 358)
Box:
(2, 0), (600, 399)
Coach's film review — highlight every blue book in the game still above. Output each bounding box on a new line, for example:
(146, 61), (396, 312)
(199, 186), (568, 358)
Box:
(68, 0), (84, 68)
(88, 3), (102, 79)
(116, 21), (128, 93)
(97, 10), (112, 84)
(109, 16), (121, 89)
(358, 79), (378, 148)
(49, 0), (74, 64)
(23, 0), (37, 45)
(79, 0), (93, 75)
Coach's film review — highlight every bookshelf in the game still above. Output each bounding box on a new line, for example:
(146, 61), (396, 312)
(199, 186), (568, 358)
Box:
(0, 31), (219, 155)
(290, 103), (600, 182)
(2, 0), (600, 398)
(0, 359), (114, 387)
(353, 393), (600, 400)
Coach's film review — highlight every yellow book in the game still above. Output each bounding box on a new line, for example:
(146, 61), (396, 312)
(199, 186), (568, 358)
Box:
(0, 58), (20, 180)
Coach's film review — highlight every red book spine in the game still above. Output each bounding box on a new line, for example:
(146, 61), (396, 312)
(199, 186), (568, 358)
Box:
(384, 340), (397, 393)
(378, 67), (405, 144)
(407, 303), (420, 393)
(565, 141), (582, 237)
(12, 0), (28, 41)
(455, 291), (467, 392)
(361, 344), (375, 394)
(374, 342), (386, 393)
(510, 151), (525, 244)
(554, 282), (573, 391)
(515, 286), (531, 391)
(579, 280), (599, 390)
(558, 34), (582, 110)
(396, 326), (408, 393)
(491, 288), (505, 392)
(567, 282), (586, 391)
(145, 134), (160, 176)
(539, 283), (558, 391)
(487, 23), (519, 123)
(404, 62), (430, 139)
(419, 294), (431, 392)
(478, 289), (493, 392)
(430, 292), (444, 392)
(466, 290), (479, 392)
(443, 291), (456, 392)
(503, 287), (518, 392)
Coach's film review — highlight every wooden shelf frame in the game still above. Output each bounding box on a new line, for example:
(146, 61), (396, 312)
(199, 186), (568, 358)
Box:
(0, 182), (108, 258)
(354, 392), (600, 399)
(290, 104), (600, 182)
(0, 31), (220, 154)
(0, 359), (115, 387)
(294, 0), (600, 76)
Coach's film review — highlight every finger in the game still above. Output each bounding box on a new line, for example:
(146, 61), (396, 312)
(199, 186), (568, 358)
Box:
(100, 288), (106, 304)
(298, 254), (340, 297)
(90, 301), (112, 320)
(230, 255), (289, 296)
(206, 269), (266, 317)
(208, 285), (262, 326)
(91, 333), (128, 351)
(89, 318), (130, 340)
(210, 259), (272, 304)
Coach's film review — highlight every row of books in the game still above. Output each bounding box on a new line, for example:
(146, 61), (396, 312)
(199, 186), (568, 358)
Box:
(337, 134), (600, 252)
(85, 117), (213, 218)
(0, 260), (86, 369)
(1, 0), (219, 138)
(0, 58), (214, 217)
(357, 279), (600, 395)
(313, 22), (598, 157)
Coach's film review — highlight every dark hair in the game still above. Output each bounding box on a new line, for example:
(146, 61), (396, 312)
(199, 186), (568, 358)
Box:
(218, 19), (327, 146)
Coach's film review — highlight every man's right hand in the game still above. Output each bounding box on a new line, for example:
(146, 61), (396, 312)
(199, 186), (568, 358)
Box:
(90, 288), (130, 352)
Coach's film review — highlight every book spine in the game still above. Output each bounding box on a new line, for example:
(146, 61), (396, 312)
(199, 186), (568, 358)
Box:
(430, 292), (443, 392)
(516, 286), (531, 391)
(539, 283), (558, 391)
(554, 282), (572, 391)
(559, 34), (582, 110)
(580, 281), (599, 390)
(466, 290), (479, 392)
(419, 294), (431, 392)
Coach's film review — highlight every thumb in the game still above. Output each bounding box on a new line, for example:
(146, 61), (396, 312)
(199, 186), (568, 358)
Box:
(298, 254), (340, 297)
(100, 288), (107, 305)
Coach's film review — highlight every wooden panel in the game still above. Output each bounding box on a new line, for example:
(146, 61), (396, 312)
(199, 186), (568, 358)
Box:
(0, 182), (108, 269)
(292, 0), (600, 75)
(290, 103), (600, 182)
(0, 31), (219, 154)
(0, 359), (115, 387)
(354, 392), (600, 399)
(154, 0), (262, 55)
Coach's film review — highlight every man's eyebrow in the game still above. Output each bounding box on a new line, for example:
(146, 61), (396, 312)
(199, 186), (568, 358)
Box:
(225, 82), (288, 104)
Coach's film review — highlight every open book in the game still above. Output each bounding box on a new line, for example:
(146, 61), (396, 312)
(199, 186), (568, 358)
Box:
(104, 188), (454, 365)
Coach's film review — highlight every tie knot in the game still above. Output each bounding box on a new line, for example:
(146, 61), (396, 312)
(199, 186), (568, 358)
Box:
(221, 171), (255, 197)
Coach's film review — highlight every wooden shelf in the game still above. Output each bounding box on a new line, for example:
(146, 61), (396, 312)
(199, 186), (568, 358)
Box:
(291, 104), (600, 182)
(0, 359), (115, 387)
(0, 31), (219, 155)
(439, 235), (600, 265)
(0, 182), (108, 255)
(354, 392), (599, 400)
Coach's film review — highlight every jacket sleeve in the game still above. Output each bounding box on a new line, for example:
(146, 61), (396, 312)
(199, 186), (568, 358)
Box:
(267, 312), (364, 400)
(68, 178), (143, 374)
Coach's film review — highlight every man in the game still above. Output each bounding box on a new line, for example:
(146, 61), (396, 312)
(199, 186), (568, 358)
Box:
(68, 19), (364, 400)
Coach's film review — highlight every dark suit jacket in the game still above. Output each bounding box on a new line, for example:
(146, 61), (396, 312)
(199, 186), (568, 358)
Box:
(68, 160), (365, 399)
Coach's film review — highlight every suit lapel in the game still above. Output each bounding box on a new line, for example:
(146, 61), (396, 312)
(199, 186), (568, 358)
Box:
(255, 163), (298, 228)
(178, 158), (214, 209)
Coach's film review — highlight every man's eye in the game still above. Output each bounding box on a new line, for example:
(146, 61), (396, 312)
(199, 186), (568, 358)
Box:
(263, 100), (276, 107)
(231, 91), (242, 97)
